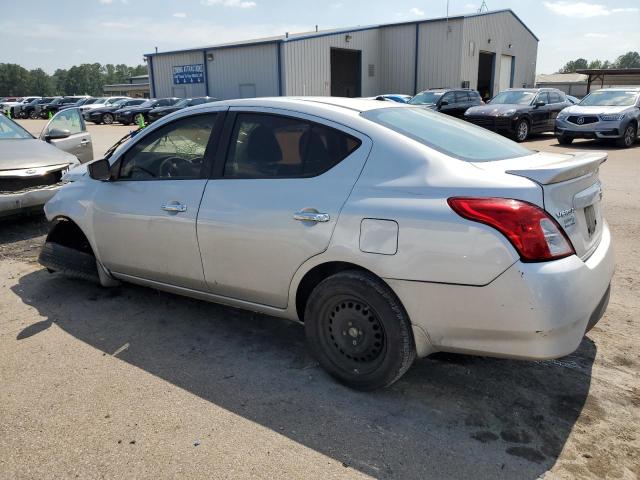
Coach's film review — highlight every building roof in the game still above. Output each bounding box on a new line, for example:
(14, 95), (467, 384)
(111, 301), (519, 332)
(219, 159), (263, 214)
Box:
(146, 9), (538, 57)
(536, 73), (587, 84)
(576, 68), (640, 76)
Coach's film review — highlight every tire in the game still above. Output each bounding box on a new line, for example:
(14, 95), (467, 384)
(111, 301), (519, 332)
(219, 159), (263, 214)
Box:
(19, 110), (28, 119)
(513, 119), (530, 142)
(38, 242), (99, 284)
(29, 110), (39, 119)
(304, 270), (416, 390)
(102, 113), (114, 125)
(617, 123), (637, 148)
(557, 135), (574, 145)
(133, 113), (145, 125)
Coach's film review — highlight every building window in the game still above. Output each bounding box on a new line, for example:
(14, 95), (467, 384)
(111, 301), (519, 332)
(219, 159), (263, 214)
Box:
(368, 64), (375, 77)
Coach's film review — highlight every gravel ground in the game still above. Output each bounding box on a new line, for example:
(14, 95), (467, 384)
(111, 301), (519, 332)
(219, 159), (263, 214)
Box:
(0, 130), (638, 480)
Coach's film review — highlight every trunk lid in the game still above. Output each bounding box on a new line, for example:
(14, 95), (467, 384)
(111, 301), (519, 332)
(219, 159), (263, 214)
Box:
(475, 151), (607, 259)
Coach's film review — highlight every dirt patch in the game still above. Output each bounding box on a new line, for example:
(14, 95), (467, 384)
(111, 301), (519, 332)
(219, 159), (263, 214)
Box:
(0, 215), (48, 263)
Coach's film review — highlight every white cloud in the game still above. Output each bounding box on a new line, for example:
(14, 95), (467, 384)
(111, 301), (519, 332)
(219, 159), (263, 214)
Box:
(543, 2), (638, 18)
(409, 7), (424, 16)
(201, 0), (257, 8)
(99, 0), (113, 4)
(584, 32), (608, 38)
(173, 12), (188, 18)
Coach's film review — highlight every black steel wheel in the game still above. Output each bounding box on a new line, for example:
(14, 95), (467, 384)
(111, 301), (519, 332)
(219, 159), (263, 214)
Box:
(305, 270), (416, 390)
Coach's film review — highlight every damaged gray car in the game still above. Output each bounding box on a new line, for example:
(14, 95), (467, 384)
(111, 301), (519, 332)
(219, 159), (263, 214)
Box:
(0, 108), (93, 218)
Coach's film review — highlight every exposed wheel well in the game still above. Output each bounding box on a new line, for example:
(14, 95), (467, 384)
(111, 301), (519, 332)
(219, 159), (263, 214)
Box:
(296, 261), (380, 322)
(46, 218), (94, 256)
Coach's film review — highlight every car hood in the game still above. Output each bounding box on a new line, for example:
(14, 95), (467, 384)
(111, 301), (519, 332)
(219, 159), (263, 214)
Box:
(123, 106), (152, 113)
(0, 139), (78, 170)
(150, 106), (181, 114)
(560, 105), (631, 115)
(466, 104), (526, 115)
(89, 106), (119, 114)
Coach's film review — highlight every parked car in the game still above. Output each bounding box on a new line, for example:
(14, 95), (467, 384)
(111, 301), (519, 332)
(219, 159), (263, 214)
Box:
(114, 98), (180, 125)
(409, 88), (483, 118)
(371, 94), (412, 103)
(57, 97), (97, 113)
(42, 97), (89, 118)
(79, 96), (130, 113)
(465, 88), (572, 141)
(0, 108), (93, 217)
(39, 98), (613, 390)
(147, 97), (218, 122)
(567, 95), (581, 105)
(2, 96), (41, 116)
(18, 97), (58, 119)
(84, 98), (146, 124)
(555, 88), (640, 148)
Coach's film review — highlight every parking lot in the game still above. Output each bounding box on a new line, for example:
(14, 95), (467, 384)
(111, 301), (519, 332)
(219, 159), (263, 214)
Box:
(1, 120), (639, 479)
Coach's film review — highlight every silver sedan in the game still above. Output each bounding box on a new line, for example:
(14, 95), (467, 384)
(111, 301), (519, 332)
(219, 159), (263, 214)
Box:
(40, 97), (614, 390)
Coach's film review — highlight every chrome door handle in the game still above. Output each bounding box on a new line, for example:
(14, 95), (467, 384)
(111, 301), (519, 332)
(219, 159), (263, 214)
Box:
(161, 203), (187, 213)
(80, 139), (90, 145)
(293, 211), (330, 223)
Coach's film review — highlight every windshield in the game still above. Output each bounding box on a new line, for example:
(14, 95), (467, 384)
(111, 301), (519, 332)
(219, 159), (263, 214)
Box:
(0, 115), (33, 139)
(580, 90), (638, 107)
(362, 107), (533, 162)
(409, 91), (444, 105)
(490, 91), (536, 105)
(111, 98), (128, 107)
(138, 100), (156, 108)
(173, 99), (191, 108)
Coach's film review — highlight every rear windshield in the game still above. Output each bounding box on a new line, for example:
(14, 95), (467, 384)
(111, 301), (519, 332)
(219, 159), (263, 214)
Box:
(580, 90), (639, 106)
(362, 107), (533, 162)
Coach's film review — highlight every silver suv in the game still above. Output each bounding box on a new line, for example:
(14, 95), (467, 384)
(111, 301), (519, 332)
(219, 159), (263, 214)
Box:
(555, 88), (640, 148)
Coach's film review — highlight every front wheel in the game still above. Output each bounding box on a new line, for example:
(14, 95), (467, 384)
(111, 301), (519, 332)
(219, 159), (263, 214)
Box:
(513, 119), (530, 142)
(133, 113), (145, 125)
(304, 270), (416, 390)
(617, 123), (637, 148)
(29, 110), (39, 119)
(556, 135), (573, 145)
(102, 113), (114, 125)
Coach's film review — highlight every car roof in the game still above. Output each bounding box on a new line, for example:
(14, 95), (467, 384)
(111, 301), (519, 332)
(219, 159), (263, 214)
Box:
(593, 87), (640, 92)
(217, 96), (409, 114)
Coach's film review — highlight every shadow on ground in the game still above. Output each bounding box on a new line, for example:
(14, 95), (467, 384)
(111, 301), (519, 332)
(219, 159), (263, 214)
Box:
(13, 269), (597, 479)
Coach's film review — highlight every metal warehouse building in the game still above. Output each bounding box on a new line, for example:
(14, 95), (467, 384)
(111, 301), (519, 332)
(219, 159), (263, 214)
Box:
(146, 9), (538, 101)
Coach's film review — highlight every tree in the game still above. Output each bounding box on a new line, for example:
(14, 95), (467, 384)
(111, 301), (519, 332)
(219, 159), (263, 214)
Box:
(559, 58), (589, 73)
(0, 63), (31, 96)
(29, 68), (55, 96)
(614, 51), (640, 69)
(588, 59), (602, 69)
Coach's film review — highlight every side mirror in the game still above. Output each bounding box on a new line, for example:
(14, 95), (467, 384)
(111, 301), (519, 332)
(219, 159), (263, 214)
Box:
(534, 101), (546, 108)
(45, 128), (71, 140)
(88, 159), (111, 181)
(439, 100), (449, 107)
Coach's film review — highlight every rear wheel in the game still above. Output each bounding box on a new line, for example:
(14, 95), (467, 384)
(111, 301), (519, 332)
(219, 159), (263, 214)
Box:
(304, 270), (416, 390)
(28, 110), (39, 119)
(102, 113), (114, 125)
(514, 119), (530, 142)
(617, 123), (637, 148)
(133, 113), (145, 125)
(557, 135), (574, 145)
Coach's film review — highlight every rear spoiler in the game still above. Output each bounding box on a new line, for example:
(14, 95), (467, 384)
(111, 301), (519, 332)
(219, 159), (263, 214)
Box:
(506, 152), (607, 185)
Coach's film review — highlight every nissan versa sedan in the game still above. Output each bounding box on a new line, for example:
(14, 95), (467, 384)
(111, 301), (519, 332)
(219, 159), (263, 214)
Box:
(39, 97), (614, 390)
(465, 88), (571, 141)
(555, 88), (640, 148)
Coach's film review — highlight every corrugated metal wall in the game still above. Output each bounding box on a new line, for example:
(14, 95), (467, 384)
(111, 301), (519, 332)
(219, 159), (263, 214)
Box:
(377, 25), (417, 94)
(417, 19), (464, 92)
(151, 51), (207, 98)
(282, 29), (381, 96)
(460, 11), (538, 93)
(205, 43), (279, 99)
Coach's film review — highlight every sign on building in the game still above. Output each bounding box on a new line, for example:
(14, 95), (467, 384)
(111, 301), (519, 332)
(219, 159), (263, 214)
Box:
(173, 64), (205, 84)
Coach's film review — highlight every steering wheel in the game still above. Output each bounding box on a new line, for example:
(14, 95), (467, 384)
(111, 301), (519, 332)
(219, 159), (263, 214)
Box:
(158, 156), (197, 178)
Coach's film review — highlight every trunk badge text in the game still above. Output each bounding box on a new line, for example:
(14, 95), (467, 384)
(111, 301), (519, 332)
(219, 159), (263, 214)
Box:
(556, 208), (576, 229)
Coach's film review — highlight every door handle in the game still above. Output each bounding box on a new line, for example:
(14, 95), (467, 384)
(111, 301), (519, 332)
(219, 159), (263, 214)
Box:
(161, 203), (187, 213)
(293, 210), (330, 223)
(80, 139), (90, 146)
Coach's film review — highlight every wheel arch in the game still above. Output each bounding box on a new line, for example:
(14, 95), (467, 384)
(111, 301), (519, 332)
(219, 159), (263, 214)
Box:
(46, 216), (95, 256)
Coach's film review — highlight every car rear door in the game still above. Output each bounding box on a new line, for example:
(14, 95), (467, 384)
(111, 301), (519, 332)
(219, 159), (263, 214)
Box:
(40, 108), (94, 163)
(196, 108), (372, 308)
(91, 110), (225, 290)
(548, 92), (568, 128)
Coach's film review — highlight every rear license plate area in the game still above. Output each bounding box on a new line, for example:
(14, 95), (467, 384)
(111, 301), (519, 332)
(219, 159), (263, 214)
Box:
(584, 205), (597, 237)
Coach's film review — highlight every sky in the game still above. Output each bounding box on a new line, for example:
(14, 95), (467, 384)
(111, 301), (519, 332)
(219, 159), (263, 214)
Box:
(0, 0), (638, 74)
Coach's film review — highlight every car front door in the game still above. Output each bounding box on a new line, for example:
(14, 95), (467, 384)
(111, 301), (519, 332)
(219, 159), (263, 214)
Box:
(196, 108), (372, 308)
(40, 108), (94, 163)
(530, 92), (550, 132)
(437, 92), (457, 116)
(91, 111), (225, 290)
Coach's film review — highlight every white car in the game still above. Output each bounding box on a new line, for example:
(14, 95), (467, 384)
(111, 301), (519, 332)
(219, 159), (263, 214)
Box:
(79, 96), (130, 112)
(40, 97), (614, 390)
(1, 96), (41, 115)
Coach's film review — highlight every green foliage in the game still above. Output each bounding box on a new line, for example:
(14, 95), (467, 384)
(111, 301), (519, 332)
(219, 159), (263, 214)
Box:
(558, 51), (640, 73)
(0, 62), (148, 96)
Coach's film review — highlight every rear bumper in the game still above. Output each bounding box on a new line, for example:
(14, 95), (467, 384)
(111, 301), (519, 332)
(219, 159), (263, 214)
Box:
(0, 186), (60, 218)
(388, 222), (615, 359)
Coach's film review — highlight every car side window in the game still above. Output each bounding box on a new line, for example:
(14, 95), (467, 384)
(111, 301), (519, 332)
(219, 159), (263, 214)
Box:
(455, 91), (469, 103)
(223, 113), (361, 179)
(441, 92), (455, 104)
(119, 113), (217, 180)
(549, 92), (562, 104)
(536, 92), (549, 105)
(47, 109), (84, 135)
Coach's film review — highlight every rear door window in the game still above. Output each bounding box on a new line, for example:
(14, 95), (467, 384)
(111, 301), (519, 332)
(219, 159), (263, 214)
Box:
(223, 113), (360, 178)
(455, 91), (470, 103)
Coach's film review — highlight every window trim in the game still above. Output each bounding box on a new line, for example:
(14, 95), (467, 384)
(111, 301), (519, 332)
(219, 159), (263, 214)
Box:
(112, 112), (225, 182)
(212, 110), (362, 180)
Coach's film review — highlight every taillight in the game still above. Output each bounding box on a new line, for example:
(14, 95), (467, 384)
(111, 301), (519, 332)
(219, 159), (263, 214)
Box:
(447, 197), (575, 262)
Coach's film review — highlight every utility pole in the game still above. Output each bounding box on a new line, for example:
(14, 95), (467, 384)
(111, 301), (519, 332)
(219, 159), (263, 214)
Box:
(478, 1), (488, 13)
